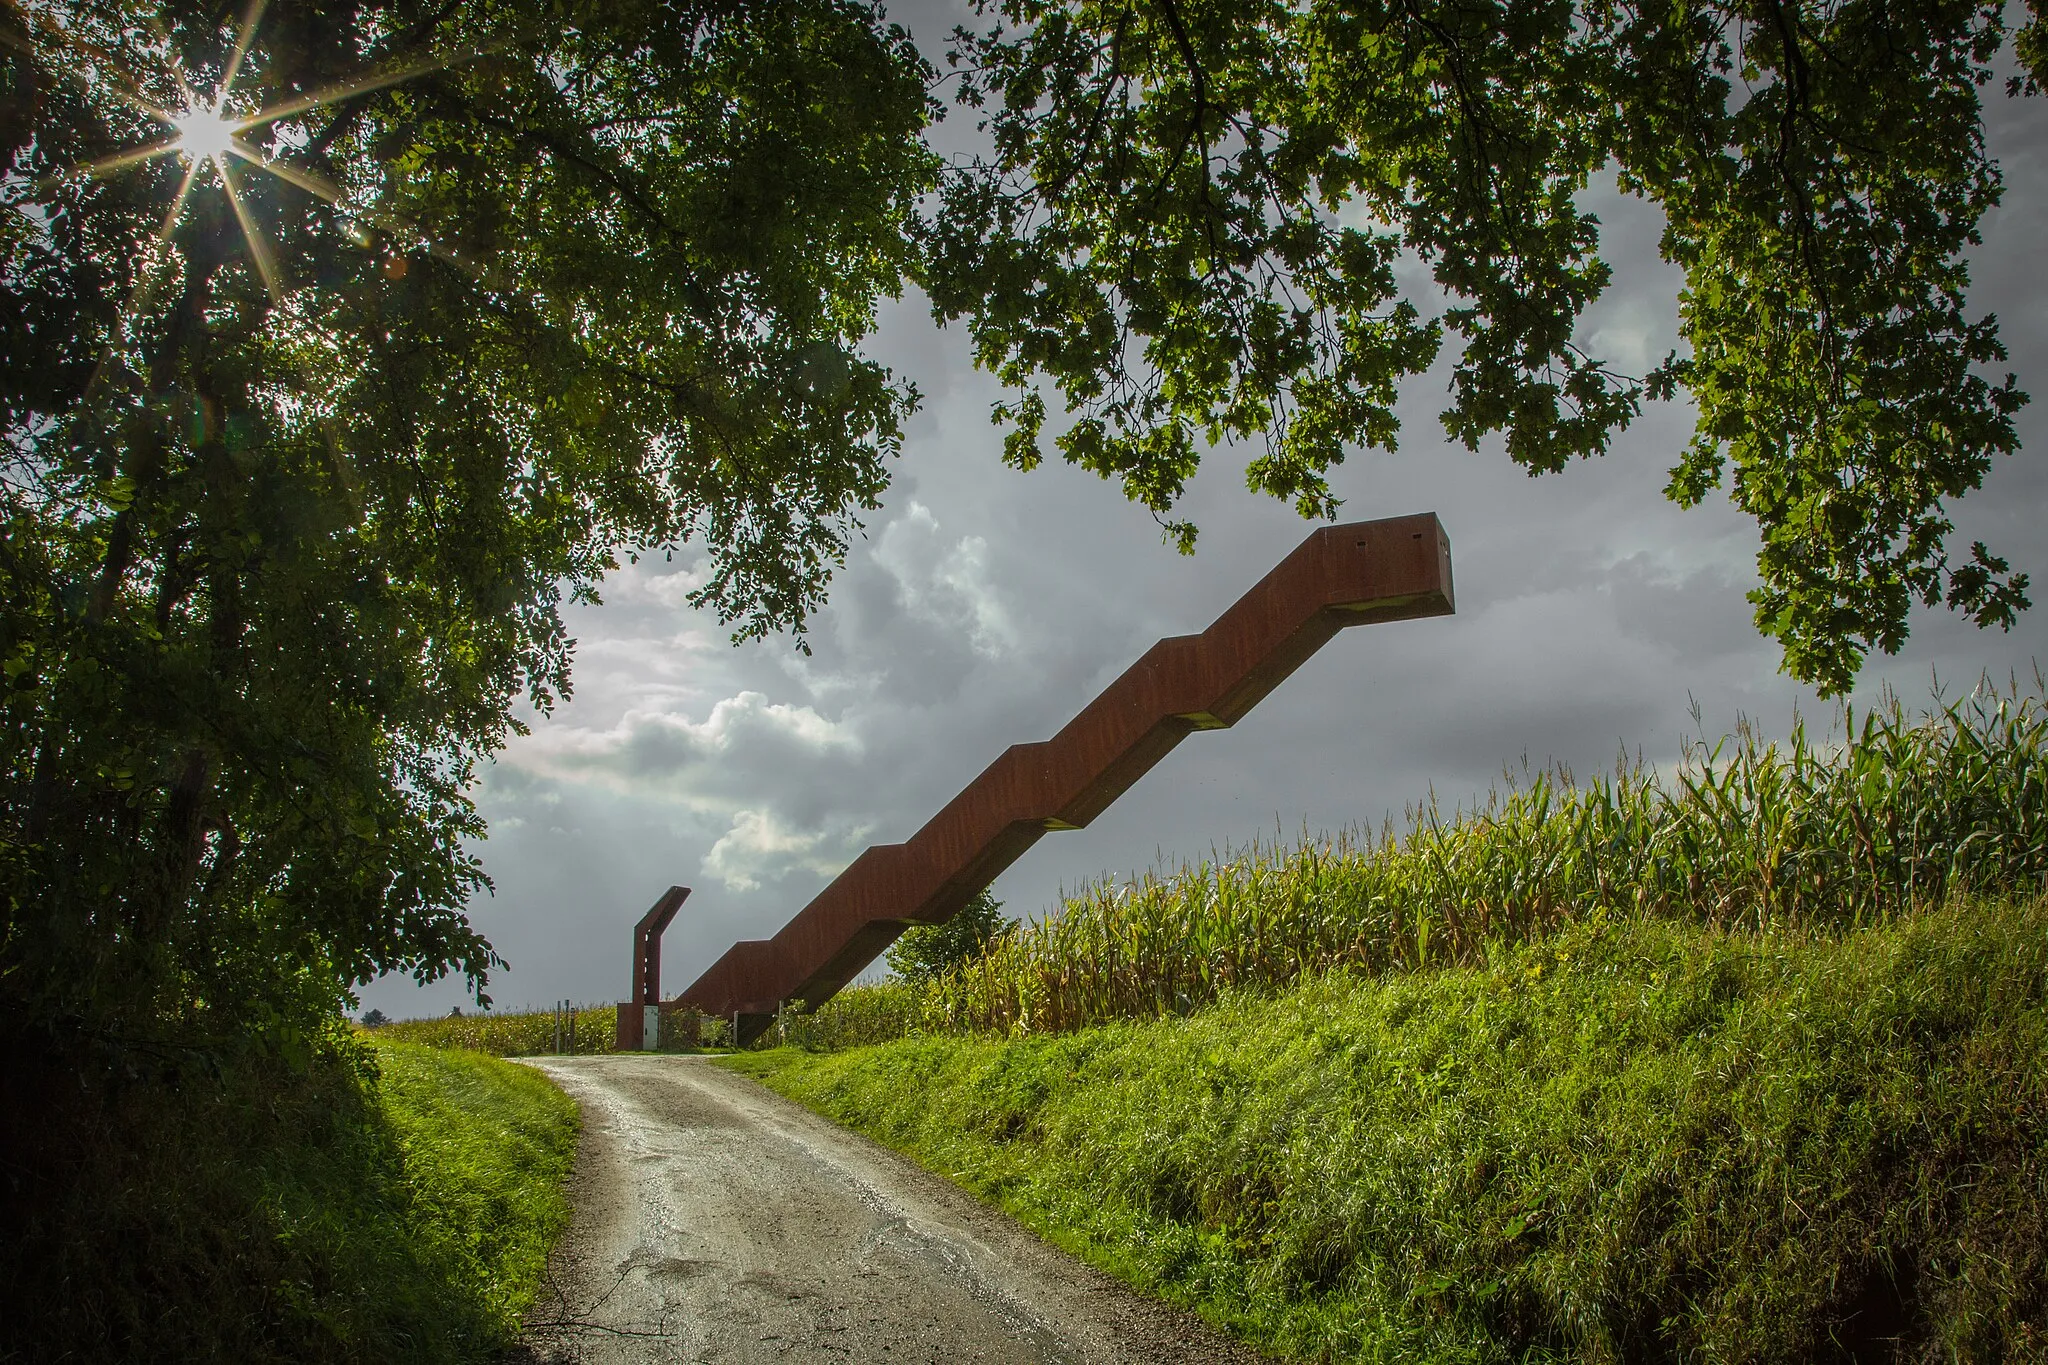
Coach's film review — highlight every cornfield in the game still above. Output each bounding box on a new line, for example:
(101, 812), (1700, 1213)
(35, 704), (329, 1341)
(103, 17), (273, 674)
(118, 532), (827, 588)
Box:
(769, 981), (924, 1051)
(799, 676), (2048, 1041)
(371, 1003), (619, 1055)
(370, 1003), (737, 1055)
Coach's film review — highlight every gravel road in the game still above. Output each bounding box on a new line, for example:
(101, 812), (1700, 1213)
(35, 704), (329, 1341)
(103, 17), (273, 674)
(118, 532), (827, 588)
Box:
(518, 1055), (1265, 1365)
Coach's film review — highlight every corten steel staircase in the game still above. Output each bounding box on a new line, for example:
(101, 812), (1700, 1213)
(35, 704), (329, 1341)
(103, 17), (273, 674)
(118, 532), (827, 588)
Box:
(674, 512), (1454, 1044)
(614, 886), (687, 1051)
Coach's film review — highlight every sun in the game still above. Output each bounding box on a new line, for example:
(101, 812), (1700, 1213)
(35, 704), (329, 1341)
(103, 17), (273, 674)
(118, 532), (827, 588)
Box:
(23, 0), (491, 368)
(171, 105), (241, 164)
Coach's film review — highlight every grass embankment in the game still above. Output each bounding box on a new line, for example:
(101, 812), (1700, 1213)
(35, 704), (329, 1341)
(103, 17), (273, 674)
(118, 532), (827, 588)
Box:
(730, 895), (2048, 1362)
(0, 1035), (577, 1363)
(730, 684), (2048, 1359)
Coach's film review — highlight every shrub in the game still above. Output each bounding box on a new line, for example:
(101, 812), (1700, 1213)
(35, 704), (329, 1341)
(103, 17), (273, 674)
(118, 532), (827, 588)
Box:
(885, 890), (1015, 984)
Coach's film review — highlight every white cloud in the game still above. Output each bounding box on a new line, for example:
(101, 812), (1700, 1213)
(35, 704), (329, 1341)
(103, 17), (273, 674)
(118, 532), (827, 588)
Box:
(702, 808), (868, 892)
(506, 691), (861, 806)
(609, 558), (712, 612)
(873, 501), (1019, 657)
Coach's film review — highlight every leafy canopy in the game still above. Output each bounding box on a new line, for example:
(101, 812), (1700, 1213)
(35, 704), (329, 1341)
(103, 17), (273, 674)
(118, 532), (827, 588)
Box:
(0, 0), (934, 1032)
(0, 0), (2040, 1040)
(926, 0), (2040, 694)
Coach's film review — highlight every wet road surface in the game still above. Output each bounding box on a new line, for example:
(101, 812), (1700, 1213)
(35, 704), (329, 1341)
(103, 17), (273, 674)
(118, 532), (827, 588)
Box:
(518, 1055), (1264, 1364)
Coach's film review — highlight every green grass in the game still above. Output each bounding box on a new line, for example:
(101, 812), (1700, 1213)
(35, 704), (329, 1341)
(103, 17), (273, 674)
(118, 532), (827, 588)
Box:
(0, 1034), (578, 1363)
(727, 894), (2048, 1363)
(368, 1041), (580, 1344)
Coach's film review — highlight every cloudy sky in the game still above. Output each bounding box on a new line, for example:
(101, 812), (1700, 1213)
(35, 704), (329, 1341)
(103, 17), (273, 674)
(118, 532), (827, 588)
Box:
(359, 4), (2048, 1020)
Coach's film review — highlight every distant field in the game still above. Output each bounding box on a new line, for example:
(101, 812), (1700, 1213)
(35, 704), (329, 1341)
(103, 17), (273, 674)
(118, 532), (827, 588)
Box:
(376, 1002), (624, 1055)
(373, 1001), (741, 1054)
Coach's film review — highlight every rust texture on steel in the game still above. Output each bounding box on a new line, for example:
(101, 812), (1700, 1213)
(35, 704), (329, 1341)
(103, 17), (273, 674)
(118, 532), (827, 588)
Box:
(677, 512), (1454, 1043)
(615, 885), (688, 1050)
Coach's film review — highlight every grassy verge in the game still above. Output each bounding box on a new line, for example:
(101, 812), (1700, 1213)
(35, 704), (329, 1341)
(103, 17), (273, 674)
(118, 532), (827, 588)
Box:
(368, 1041), (580, 1347)
(0, 1034), (578, 1363)
(726, 895), (2048, 1363)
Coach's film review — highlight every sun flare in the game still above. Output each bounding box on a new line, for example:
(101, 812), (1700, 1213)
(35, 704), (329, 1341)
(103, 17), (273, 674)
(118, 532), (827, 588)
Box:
(171, 105), (240, 164)
(28, 0), (482, 407)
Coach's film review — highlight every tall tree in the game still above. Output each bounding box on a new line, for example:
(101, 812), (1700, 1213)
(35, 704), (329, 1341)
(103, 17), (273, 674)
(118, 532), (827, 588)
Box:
(0, 0), (936, 1037)
(887, 890), (1013, 984)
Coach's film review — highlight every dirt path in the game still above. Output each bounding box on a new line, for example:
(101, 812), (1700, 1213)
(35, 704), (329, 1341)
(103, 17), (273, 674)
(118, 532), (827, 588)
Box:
(519, 1055), (1264, 1364)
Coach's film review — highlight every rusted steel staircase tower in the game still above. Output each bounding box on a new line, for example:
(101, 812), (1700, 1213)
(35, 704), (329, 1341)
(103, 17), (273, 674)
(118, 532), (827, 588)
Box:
(675, 512), (1453, 1043)
(614, 886), (687, 1051)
